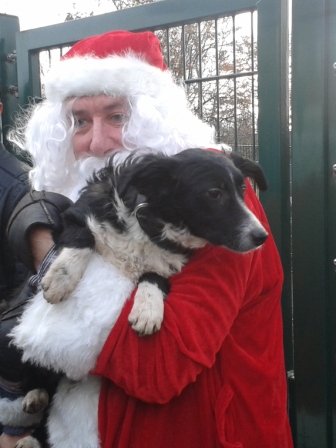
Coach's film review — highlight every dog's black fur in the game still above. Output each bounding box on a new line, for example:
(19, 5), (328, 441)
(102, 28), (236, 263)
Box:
(56, 148), (267, 252)
(7, 148), (268, 448)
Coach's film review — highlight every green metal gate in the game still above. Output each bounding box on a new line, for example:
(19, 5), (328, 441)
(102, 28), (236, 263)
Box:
(291, 1), (336, 446)
(1, 0), (336, 446)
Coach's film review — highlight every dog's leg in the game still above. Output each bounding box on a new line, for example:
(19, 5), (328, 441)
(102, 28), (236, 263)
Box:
(41, 247), (92, 304)
(22, 389), (49, 415)
(128, 274), (170, 336)
(14, 436), (41, 448)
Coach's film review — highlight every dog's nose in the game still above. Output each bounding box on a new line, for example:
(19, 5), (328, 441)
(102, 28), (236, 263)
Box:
(251, 229), (268, 247)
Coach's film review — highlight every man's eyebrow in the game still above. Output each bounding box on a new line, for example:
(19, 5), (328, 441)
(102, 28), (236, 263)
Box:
(102, 103), (128, 112)
(72, 102), (127, 116)
(71, 109), (88, 116)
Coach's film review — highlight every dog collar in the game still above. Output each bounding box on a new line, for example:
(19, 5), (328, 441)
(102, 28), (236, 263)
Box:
(133, 194), (148, 218)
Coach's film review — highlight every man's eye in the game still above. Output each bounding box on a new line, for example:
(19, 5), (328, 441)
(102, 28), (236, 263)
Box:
(207, 189), (222, 199)
(74, 118), (86, 128)
(110, 114), (127, 126)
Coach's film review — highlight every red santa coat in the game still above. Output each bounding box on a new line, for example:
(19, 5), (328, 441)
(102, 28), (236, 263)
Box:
(92, 182), (293, 448)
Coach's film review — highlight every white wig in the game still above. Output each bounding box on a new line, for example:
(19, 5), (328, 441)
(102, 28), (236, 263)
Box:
(10, 49), (214, 200)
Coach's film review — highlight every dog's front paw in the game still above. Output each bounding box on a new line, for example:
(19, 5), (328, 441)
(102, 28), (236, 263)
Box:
(14, 435), (41, 448)
(128, 282), (165, 336)
(22, 389), (49, 414)
(41, 262), (73, 304)
(41, 247), (92, 304)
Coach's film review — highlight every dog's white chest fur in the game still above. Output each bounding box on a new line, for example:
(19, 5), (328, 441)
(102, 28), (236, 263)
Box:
(89, 215), (188, 282)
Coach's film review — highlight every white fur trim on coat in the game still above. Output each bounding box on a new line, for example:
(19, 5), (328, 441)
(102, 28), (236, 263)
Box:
(48, 376), (101, 448)
(10, 253), (134, 380)
(45, 54), (175, 103)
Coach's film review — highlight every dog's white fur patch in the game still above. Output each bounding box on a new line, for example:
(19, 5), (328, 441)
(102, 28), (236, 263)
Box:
(90, 198), (189, 281)
(0, 396), (44, 427)
(161, 223), (207, 250)
(234, 197), (268, 252)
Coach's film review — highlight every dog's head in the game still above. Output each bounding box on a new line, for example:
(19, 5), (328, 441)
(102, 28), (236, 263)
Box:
(116, 148), (268, 253)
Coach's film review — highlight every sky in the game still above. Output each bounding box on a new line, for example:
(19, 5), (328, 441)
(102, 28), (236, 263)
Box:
(1, 0), (113, 31)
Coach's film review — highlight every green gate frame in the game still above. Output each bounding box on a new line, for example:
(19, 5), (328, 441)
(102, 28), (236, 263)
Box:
(0, 13), (20, 151)
(291, 0), (336, 446)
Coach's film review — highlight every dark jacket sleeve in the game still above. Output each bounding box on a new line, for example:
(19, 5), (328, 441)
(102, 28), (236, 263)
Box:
(0, 144), (30, 301)
(7, 190), (73, 272)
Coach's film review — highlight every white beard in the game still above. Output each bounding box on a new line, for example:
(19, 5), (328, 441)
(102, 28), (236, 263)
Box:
(57, 147), (157, 202)
(59, 156), (110, 202)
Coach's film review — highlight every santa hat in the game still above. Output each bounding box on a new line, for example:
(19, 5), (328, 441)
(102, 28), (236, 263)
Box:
(45, 30), (170, 103)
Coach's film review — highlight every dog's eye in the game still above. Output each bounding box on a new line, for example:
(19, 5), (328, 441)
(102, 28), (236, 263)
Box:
(207, 189), (222, 199)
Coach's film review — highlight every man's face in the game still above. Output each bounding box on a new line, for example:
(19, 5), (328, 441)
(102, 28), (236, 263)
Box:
(71, 95), (128, 159)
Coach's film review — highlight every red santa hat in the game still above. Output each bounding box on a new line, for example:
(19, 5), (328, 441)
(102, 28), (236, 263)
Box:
(45, 30), (169, 103)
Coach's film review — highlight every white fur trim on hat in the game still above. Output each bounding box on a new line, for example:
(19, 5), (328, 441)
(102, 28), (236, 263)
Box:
(45, 53), (172, 103)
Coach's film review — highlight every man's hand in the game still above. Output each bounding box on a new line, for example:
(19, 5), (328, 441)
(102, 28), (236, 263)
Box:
(0, 432), (31, 448)
(28, 227), (55, 272)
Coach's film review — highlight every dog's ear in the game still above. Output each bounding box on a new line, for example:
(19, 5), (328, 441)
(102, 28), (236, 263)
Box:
(117, 154), (177, 208)
(229, 152), (268, 192)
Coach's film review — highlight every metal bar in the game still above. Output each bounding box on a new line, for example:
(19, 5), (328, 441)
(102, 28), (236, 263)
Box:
(0, 14), (20, 151)
(184, 70), (257, 83)
(327, 0), (336, 444)
(166, 28), (170, 67)
(233, 15), (238, 150)
(198, 21), (203, 119)
(257, 5), (292, 440)
(215, 19), (220, 142)
(251, 12), (256, 160)
(182, 24), (186, 81)
(291, 0), (333, 445)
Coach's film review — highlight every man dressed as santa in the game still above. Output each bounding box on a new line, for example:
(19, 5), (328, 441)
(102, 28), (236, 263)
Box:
(0, 30), (293, 448)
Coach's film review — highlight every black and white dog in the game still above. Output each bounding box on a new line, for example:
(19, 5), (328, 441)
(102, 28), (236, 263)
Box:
(10, 148), (268, 448)
(41, 147), (268, 334)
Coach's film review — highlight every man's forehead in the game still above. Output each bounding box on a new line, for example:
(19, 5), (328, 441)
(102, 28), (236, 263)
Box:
(70, 95), (127, 114)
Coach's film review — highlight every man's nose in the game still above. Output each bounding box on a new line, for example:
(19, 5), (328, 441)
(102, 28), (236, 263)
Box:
(89, 120), (110, 157)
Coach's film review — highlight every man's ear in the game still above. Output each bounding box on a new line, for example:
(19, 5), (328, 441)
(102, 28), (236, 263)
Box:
(229, 152), (268, 192)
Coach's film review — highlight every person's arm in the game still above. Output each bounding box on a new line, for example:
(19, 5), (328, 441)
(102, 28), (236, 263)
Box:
(7, 190), (73, 272)
(92, 242), (256, 403)
(28, 227), (55, 272)
(0, 146), (30, 302)
(0, 432), (32, 448)
(92, 182), (278, 404)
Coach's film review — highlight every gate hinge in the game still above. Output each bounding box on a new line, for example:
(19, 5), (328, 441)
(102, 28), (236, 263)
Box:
(8, 85), (19, 97)
(287, 370), (295, 380)
(7, 51), (17, 63)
